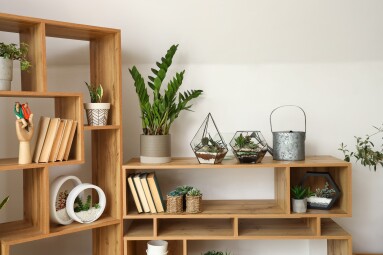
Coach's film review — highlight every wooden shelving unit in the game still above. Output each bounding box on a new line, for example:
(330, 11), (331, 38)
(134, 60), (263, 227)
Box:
(0, 13), (122, 255)
(122, 156), (352, 255)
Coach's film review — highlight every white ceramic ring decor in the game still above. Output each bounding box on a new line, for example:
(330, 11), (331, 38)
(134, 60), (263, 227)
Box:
(66, 183), (106, 224)
(50, 175), (82, 225)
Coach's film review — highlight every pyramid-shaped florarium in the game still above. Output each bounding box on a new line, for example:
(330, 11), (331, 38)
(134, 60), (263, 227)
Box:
(190, 113), (228, 164)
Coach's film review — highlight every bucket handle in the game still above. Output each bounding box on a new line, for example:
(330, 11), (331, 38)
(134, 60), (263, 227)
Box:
(270, 105), (306, 133)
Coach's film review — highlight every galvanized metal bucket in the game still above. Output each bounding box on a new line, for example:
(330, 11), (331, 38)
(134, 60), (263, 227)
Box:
(270, 105), (306, 161)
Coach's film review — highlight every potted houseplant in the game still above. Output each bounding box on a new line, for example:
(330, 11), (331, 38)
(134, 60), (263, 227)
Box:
(186, 188), (202, 213)
(166, 190), (183, 214)
(291, 185), (312, 213)
(0, 196), (9, 210)
(230, 131), (268, 164)
(129, 44), (203, 163)
(0, 42), (31, 90)
(175, 185), (193, 210)
(307, 182), (337, 209)
(83, 82), (110, 126)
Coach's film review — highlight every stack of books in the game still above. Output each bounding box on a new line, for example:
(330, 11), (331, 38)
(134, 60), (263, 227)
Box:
(33, 117), (78, 163)
(127, 172), (165, 213)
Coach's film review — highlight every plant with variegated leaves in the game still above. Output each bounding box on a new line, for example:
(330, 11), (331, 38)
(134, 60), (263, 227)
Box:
(129, 44), (203, 135)
(85, 82), (104, 103)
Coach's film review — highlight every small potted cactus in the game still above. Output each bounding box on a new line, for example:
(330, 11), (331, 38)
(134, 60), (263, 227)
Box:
(83, 82), (110, 126)
(166, 190), (183, 214)
(186, 188), (202, 213)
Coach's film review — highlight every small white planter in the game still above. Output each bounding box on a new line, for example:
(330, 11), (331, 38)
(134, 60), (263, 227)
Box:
(0, 57), (13, 91)
(84, 103), (110, 126)
(147, 240), (168, 255)
(291, 198), (307, 213)
(66, 183), (106, 223)
(50, 175), (83, 225)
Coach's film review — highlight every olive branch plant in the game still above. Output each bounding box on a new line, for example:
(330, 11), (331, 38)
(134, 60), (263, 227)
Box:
(339, 124), (383, 171)
(129, 44), (203, 135)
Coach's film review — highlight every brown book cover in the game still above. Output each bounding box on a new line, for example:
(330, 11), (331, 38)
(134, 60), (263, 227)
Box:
(127, 174), (143, 213)
(147, 172), (165, 213)
(39, 118), (60, 163)
(63, 121), (78, 161)
(32, 117), (51, 163)
(49, 119), (67, 162)
(56, 119), (73, 161)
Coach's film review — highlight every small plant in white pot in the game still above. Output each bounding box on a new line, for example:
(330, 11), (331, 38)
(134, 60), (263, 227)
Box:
(291, 185), (313, 213)
(84, 82), (110, 126)
(0, 42), (31, 90)
(129, 44), (203, 163)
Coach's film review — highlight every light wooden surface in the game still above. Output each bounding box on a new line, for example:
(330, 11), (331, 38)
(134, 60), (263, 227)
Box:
(123, 156), (353, 254)
(0, 12), (122, 255)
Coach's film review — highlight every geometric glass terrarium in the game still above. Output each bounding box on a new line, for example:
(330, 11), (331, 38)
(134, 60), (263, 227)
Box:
(300, 172), (341, 210)
(230, 131), (268, 164)
(190, 113), (228, 164)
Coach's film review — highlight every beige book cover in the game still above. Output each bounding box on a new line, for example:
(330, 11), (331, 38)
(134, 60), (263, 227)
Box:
(56, 119), (73, 161)
(32, 117), (51, 163)
(63, 120), (78, 161)
(48, 119), (67, 162)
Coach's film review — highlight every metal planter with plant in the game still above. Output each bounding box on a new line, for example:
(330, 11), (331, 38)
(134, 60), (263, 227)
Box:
(0, 42), (31, 91)
(83, 82), (110, 126)
(129, 44), (203, 164)
(291, 185), (313, 213)
(230, 131), (268, 164)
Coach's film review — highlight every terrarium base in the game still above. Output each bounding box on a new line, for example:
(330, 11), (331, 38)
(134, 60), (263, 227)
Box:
(195, 151), (227, 164)
(236, 150), (267, 164)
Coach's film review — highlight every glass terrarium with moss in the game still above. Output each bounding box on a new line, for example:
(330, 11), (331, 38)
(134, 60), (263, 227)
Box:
(230, 131), (268, 164)
(190, 113), (228, 164)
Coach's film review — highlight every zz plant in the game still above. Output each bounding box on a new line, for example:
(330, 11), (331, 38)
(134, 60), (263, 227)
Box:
(0, 42), (31, 71)
(129, 44), (203, 135)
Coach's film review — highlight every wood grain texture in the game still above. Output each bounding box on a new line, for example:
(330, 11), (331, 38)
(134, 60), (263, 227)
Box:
(328, 238), (352, 255)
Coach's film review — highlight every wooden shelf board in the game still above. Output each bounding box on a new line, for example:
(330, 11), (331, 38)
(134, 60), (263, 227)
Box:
(321, 219), (351, 239)
(123, 156), (350, 170)
(84, 125), (120, 131)
(157, 218), (233, 238)
(0, 13), (40, 33)
(238, 218), (316, 238)
(0, 158), (84, 171)
(125, 200), (285, 219)
(0, 91), (82, 98)
(296, 208), (350, 218)
(125, 220), (153, 238)
(0, 220), (41, 242)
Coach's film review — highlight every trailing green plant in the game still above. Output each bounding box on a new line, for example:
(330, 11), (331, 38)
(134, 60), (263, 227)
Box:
(0, 42), (31, 71)
(168, 190), (182, 197)
(129, 44), (203, 135)
(85, 82), (104, 103)
(196, 135), (226, 153)
(291, 185), (313, 200)
(0, 196), (9, 210)
(339, 125), (383, 171)
(74, 195), (99, 212)
(202, 251), (231, 255)
(314, 182), (335, 198)
(187, 188), (202, 197)
(175, 185), (193, 196)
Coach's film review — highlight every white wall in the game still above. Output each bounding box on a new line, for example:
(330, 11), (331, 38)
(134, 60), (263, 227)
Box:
(1, 0), (383, 254)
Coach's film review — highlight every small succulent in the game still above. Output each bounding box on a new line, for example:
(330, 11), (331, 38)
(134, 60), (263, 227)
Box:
(0, 42), (31, 71)
(291, 185), (313, 200)
(202, 251), (231, 255)
(314, 182), (336, 198)
(175, 185), (193, 195)
(168, 190), (182, 197)
(234, 133), (259, 150)
(0, 196), (9, 210)
(187, 188), (202, 197)
(85, 82), (104, 103)
(74, 195), (99, 212)
(198, 135), (226, 153)
(56, 190), (69, 211)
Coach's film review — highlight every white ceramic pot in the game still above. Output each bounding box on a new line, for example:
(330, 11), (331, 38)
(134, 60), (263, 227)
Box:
(50, 175), (82, 225)
(147, 240), (168, 254)
(66, 183), (106, 223)
(0, 57), (13, 91)
(291, 198), (307, 213)
(84, 103), (110, 126)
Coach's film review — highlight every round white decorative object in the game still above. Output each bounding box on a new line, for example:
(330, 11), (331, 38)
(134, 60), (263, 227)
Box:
(66, 183), (106, 223)
(50, 175), (82, 225)
(147, 240), (168, 254)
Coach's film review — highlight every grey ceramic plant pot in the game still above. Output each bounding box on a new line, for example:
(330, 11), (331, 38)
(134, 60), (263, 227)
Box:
(140, 134), (171, 163)
(0, 57), (13, 91)
(291, 198), (307, 213)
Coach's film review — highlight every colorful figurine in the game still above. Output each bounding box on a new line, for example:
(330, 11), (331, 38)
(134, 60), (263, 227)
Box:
(14, 102), (32, 130)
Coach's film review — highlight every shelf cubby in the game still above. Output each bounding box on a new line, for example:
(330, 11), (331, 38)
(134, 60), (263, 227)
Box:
(238, 218), (318, 238)
(124, 240), (184, 255)
(124, 219), (154, 238)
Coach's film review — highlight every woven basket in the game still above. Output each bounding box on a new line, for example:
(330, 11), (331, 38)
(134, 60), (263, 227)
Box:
(166, 195), (183, 214)
(186, 195), (202, 213)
